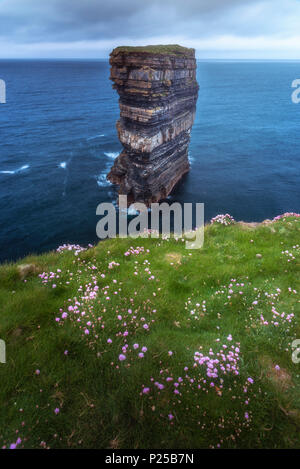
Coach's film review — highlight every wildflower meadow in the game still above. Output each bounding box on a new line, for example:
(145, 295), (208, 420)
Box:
(0, 215), (299, 449)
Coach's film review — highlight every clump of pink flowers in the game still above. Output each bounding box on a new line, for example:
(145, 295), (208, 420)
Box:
(259, 306), (295, 328)
(7, 437), (22, 450)
(210, 214), (235, 226)
(193, 337), (241, 380)
(272, 213), (300, 222)
(124, 246), (149, 257)
(281, 245), (299, 262)
(56, 244), (87, 256)
(141, 337), (256, 447)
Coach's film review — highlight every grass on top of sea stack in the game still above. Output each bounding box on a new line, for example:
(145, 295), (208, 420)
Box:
(111, 44), (195, 56)
(0, 215), (299, 449)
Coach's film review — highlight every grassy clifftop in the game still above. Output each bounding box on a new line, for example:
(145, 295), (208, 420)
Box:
(0, 216), (299, 449)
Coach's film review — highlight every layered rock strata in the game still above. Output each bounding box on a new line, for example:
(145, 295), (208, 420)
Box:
(107, 45), (199, 206)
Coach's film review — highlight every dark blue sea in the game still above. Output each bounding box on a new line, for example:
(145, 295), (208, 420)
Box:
(0, 59), (299, 263)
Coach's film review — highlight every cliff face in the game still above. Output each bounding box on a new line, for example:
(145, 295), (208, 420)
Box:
(107, 45), (199, 206)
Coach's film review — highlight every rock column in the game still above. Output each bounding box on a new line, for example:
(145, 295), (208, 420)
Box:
(107, 45), (199, 206)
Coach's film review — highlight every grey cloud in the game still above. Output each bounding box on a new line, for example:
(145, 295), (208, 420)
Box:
(0, 0), (299, 58)
(0, 0), (269, 42)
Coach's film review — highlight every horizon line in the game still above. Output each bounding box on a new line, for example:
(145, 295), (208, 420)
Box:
(1, 57), (300, 61)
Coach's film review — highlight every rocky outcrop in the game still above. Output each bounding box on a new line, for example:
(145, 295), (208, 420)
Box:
(107, 45), (199, 206)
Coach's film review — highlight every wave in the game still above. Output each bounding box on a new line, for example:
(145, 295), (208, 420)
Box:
(104, 152), (119, 160)
(0, 164), (30, 175)
(127, 206), (140, 216)
(188, 152), (195, 164)
(96, 173), (112, 188)
(120, 205), (151, 216)
(87, 134), (105, 141)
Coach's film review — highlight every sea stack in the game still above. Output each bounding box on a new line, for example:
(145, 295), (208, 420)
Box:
(107, 45), (199, 206)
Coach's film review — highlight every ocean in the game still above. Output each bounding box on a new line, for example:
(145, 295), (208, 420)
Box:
(0, 59), (299, 263)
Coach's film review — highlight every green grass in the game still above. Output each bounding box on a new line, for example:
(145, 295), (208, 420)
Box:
(0, 217), (299, 449)
(111, 44), (195, 57)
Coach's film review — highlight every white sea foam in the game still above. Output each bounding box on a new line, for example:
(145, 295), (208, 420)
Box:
(188, 152), (195, 164)
(0, 164), (29, 175)
(120, 205), (151, 216)
(96, 173), (112, 187)
(127, 206), (140, 216)
(87, 134), (105, 141)
(104, 152), (119, 160)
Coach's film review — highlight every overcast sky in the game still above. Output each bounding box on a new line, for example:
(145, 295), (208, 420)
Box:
(0, 0), (300, 59)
